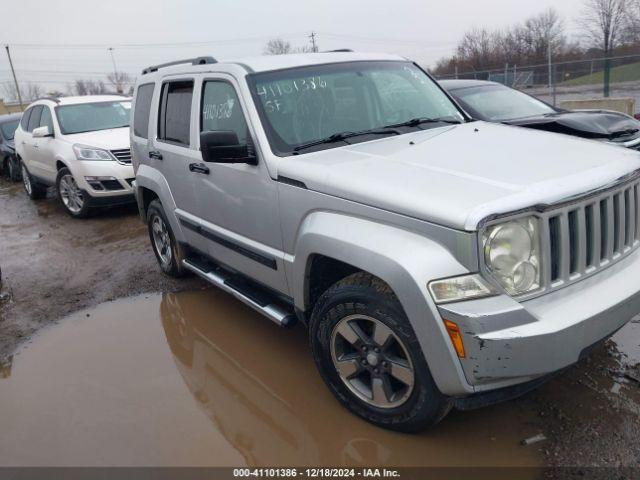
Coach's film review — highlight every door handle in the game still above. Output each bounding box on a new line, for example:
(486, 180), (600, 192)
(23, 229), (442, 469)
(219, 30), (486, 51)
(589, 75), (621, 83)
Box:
(189, 163), (210, 175)
(149, 151), (163, 160)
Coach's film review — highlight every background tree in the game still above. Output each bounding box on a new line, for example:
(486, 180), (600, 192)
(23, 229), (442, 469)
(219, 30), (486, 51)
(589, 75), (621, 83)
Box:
(107, 71), (133, 94)
(2, 82), (43, 103)
(264, 38), (293, 55)
(580, 0), (628, 96)
(264, 38), (315, 55)
(73, 79), (108, 96)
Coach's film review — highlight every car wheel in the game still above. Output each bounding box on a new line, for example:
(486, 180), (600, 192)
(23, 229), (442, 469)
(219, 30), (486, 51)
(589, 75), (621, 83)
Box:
(21, 162), (47, 200)
(56, 167), (91, 218)
(309, 272), (452, 432)
(147, 199), (186, 277)
(7, 156), (21, 182)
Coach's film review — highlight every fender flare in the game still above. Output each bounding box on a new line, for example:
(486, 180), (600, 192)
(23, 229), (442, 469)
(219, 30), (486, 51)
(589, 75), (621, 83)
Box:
(290, 211), (475, 395)
(135, 164), (184, 242)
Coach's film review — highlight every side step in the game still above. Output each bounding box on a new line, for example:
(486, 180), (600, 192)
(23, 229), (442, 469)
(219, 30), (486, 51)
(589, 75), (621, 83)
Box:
(182, 257), (297, 328)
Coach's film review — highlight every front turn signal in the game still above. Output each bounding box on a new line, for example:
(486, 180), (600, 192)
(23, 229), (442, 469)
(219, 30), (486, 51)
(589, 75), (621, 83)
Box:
(444, 320), (466, 358)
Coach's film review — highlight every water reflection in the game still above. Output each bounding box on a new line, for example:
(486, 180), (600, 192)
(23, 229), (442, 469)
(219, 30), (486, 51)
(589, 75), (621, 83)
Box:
(160, 290), (540, 467)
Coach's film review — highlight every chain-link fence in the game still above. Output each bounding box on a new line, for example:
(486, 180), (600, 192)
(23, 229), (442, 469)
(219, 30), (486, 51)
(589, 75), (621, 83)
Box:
(434, 53), (640, 112)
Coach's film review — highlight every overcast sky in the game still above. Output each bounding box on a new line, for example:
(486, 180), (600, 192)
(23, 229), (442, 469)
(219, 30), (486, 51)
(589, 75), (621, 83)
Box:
(0, 0), (586, 96)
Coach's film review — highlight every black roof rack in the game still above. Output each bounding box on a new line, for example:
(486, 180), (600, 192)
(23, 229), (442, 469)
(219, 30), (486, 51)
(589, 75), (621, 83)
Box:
(323, 49), (354, 53)
(142, 56), (217, 75)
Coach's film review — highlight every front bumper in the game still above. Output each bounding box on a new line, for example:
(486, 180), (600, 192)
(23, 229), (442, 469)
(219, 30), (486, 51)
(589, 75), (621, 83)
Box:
(71, 160), (135, 198)
(439, 246), (640, 392)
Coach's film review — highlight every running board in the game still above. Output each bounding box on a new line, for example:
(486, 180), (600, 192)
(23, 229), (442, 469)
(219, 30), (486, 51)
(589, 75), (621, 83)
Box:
(182, 258), (296, 328)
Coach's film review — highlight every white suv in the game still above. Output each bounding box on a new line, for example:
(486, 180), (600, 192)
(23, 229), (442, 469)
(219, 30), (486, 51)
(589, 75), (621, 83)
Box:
(15, 95), (134, 218)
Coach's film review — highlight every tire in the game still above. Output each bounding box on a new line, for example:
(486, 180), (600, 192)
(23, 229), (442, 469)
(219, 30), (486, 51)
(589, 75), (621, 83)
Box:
(56, 167), (91, 218)
(21, 161), (47, 200)
(309, 272), (452, 432)
(147, 199), (186, 277)
(7, 156), (21, 182)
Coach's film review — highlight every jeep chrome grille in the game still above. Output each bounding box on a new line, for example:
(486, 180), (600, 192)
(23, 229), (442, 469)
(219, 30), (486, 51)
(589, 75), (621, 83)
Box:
(110, 148), (132, 164)
(540, 177), (640, 292)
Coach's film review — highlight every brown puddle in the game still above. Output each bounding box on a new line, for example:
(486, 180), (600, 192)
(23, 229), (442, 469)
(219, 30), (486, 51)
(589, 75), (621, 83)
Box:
(0, 289), (543, 467)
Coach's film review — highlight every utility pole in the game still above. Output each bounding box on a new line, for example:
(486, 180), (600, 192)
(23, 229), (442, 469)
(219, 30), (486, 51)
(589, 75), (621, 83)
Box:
(108, 47), (122, 93)
(309, 31), (318, 53)
(547, 41), (553, 92)
(5, 45), (23, 110)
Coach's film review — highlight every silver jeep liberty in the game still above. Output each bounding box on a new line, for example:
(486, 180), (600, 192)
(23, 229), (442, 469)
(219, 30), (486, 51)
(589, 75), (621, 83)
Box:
(131, 52), (640, 432)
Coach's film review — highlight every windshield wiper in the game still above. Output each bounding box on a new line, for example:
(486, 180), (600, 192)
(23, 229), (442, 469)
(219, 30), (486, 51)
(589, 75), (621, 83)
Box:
(293, 128), (400, 152)
(384, 117), (462, 129)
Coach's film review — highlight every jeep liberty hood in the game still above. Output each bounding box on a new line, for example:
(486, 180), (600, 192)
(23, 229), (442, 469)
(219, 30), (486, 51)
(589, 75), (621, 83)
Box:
(277, 121), (640, 231)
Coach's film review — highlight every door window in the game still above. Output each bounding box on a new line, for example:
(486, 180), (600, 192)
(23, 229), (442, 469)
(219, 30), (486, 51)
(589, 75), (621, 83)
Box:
(20, 108), (32, 130)
(39, 107), (54, 133)
(27, 106), (43, 132)
(158, 80), (193, 146)
(133, 83), (154, 139)
(201, 81), (248, 144)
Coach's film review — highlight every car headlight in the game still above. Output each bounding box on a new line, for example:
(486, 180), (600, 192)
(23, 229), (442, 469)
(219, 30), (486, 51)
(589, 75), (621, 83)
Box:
(73, 144), (113, 161)
(482, 216), (542, 296)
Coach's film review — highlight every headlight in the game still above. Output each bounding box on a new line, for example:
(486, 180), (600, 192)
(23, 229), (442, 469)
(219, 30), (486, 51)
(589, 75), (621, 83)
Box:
(428, 274), (498, 304)
(73, 144), (113, 161)
(483, 216), (541, 296)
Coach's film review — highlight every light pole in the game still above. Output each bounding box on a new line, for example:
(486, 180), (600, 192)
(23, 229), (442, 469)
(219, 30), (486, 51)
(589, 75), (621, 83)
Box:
(108, 47), (122, 93)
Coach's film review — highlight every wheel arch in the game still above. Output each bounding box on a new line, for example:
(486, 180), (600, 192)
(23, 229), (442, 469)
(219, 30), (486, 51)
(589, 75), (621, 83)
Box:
(290, 211), (475, 396)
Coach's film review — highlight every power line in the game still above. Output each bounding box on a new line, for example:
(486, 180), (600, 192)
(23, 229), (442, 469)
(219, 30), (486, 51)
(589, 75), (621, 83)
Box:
(2, 33), (310, 50)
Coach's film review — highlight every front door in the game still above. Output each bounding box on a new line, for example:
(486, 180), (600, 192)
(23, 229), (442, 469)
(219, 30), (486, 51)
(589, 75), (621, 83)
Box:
(192, 77), (286, 293)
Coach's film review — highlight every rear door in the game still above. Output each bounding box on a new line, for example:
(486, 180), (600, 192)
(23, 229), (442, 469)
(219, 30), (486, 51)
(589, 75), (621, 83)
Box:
(153, 77), (209, 253)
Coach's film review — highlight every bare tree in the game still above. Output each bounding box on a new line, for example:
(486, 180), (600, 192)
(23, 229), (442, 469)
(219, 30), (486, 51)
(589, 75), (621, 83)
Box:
(1, 82), (43, 103)
(24, 84), (43, 102)
(263, 38), (314, 55)
(522, 8), (566, 59)
(624, 0), (640, 41)
(74, 79), (108, 96)
(580, 0), (628, 95)
(264, 38), (293, 55)
(107, 71), (132, 94)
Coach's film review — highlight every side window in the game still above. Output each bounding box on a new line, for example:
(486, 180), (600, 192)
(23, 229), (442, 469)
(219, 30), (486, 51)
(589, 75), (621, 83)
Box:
(133, 83), (154, 139)
(201, 81), (248, 144)
(39, 107), (54, 133)
(20, 108), (32, 130)
(158, 80), (193, 146)
(27, 106), (43, 133)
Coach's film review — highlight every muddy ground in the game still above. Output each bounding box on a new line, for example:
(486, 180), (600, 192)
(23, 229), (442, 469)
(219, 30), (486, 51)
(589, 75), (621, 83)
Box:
(1, 176), (640, 468)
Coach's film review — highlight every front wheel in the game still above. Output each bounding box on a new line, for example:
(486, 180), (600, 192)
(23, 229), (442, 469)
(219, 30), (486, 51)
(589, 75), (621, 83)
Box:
(21, 162), (47, 200)
(147, 199), (186, 277)
(309, 272), (452, 432)
(56, 167), (91, 218)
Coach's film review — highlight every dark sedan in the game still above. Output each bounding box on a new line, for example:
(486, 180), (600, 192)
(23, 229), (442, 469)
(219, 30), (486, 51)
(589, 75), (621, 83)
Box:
(0, 112), (22, 181)
(440, 79), (640, 149)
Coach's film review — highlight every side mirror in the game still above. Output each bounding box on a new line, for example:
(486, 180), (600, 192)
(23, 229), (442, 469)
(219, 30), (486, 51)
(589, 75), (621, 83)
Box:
(200, 130), (257, 165)
(32, 126), (53, 138)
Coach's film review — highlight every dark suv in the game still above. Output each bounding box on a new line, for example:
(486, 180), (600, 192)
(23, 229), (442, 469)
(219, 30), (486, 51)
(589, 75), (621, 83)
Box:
(0, 112), (22, 181)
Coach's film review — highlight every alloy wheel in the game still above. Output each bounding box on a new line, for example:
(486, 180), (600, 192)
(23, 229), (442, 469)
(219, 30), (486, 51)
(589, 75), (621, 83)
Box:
(151, 215), (172, 266)
(330, 314), (415, 409)
(58, 174), (84, 213)
(22, 164), (32, 195)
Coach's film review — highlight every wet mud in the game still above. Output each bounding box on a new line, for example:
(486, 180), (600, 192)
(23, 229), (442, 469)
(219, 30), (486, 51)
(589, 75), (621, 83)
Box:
(1, 177), (640, 466)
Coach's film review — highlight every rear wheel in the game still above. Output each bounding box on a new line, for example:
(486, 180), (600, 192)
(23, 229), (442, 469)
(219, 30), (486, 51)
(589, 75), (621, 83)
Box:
(147, 199), (186, 277)
(56, 167), (91, 218)
(7, 156), (21, 182)
(21, 162), (47, 200)
(309, 272), (452, 432)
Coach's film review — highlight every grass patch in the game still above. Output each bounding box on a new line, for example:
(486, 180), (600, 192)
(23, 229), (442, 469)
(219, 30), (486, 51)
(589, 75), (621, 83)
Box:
(561, 62), (640, 86)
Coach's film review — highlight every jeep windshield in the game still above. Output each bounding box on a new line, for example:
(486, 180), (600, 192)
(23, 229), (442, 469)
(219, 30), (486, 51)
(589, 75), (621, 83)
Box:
(55, 101), (131, 135)
(249, 61), (465, 156)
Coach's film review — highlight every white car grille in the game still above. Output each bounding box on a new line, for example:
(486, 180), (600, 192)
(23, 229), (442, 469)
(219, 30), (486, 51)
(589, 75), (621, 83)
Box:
(111, 149), (132, 164)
